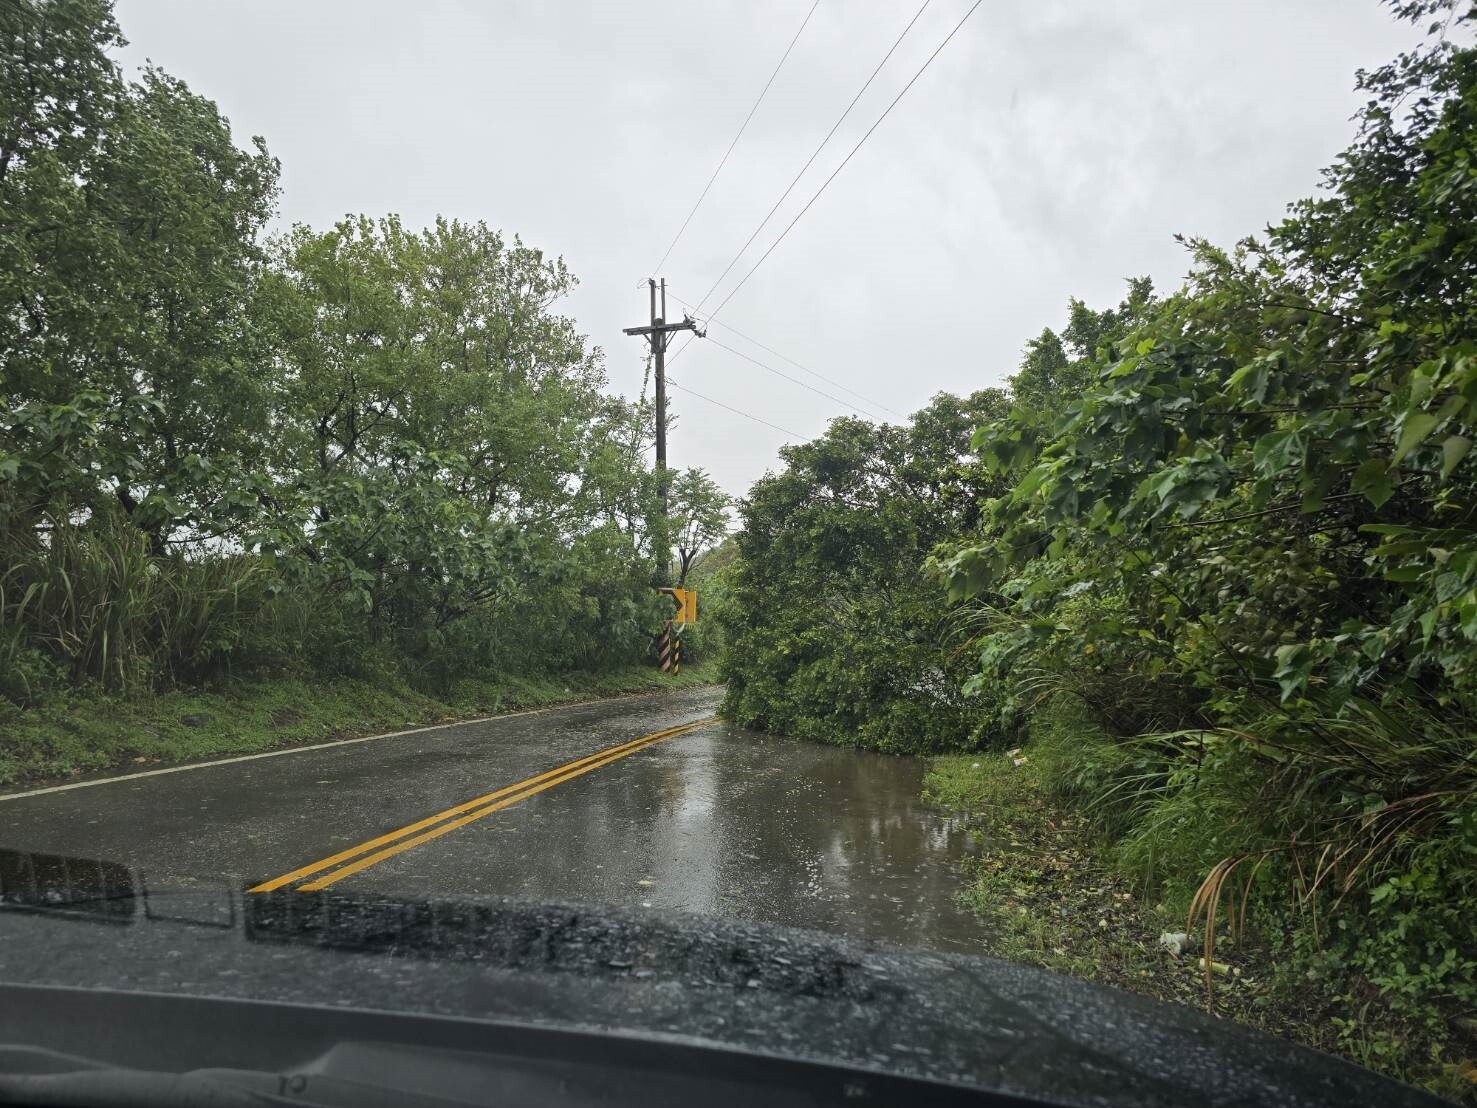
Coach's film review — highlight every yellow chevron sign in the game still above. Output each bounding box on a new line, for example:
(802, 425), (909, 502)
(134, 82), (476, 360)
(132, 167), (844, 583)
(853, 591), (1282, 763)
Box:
(658, 587), (697, 625)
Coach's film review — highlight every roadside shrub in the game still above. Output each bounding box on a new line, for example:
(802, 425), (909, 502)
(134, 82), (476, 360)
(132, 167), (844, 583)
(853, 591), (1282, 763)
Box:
(153, 553), (279, 683)
(719, 394), (1010, 753)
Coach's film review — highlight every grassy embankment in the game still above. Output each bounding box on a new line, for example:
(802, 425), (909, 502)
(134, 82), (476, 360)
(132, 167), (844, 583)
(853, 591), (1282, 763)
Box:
(0, 662), (718, 789)
(925, 715), (1475, 1104)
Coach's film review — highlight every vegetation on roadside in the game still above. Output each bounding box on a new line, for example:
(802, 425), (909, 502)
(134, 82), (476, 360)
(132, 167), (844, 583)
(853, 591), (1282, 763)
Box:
(719, 391), (1010, 752)
(925, 742), (1474, 1103)
(1, 0), (729, 752)
(720, 1), (1477, 1096)
(4, 0), (1473, 1097)
(0, 661), (718, 789)
(673, 536), (739, 665)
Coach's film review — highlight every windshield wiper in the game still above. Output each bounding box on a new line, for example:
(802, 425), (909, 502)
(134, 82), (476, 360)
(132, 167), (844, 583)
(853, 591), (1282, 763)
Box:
(0, 1044), (308, 1106)
(0, 1037), (849, 1108)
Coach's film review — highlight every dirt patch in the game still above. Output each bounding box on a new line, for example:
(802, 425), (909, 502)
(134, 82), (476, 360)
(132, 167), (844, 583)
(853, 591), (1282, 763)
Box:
(269, 707), (304, 729)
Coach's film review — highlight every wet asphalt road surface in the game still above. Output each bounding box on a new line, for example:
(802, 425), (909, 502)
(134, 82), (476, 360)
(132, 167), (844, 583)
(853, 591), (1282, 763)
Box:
(0, 687), (989, 952)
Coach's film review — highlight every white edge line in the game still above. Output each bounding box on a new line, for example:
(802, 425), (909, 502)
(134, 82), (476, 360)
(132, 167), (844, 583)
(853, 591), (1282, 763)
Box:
(0, 688), (714, 803)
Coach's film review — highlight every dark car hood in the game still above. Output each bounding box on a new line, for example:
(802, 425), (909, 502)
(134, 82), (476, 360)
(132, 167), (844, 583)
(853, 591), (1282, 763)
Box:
(0, 847), (1443, 1107)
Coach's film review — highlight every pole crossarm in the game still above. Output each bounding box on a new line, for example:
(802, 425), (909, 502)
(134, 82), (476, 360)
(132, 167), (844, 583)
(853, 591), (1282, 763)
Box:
(623, 316), (705, 338)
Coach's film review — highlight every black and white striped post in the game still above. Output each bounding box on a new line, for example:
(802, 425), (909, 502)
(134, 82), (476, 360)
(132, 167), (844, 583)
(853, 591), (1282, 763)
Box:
(655, 588), (693, 676)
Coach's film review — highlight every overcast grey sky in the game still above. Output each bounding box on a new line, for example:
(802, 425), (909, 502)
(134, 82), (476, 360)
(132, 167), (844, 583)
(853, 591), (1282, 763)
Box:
(115, 0), (1426, 497)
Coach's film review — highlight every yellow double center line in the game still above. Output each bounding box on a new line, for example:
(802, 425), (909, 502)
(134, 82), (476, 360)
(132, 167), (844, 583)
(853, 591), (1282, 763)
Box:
(248, 717), (714, 894)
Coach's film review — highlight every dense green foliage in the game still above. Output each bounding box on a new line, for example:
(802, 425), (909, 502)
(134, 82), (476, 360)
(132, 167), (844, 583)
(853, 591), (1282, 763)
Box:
(719, 392), (1009, 752)
(722, 1), (1477, 1089)
(0, 0), (727, 717)
(935, 3), (1477, 1087)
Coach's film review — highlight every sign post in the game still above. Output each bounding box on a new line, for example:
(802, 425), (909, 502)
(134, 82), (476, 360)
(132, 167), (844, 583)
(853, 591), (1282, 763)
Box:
(656, 588), (697, 674)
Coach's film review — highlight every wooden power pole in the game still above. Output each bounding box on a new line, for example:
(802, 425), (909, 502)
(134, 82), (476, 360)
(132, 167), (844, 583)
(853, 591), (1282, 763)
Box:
(624, 278), (702, 581)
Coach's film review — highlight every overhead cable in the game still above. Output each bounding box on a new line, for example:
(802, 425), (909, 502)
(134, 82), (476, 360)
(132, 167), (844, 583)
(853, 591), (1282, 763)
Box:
(706, 336), (887, 421)
(704, 0), (985, 323)
(651, 0), (822, 276)
(666, 376), (804, 438)
(691, 0), (933, 314)
(666, 288), (905, 417)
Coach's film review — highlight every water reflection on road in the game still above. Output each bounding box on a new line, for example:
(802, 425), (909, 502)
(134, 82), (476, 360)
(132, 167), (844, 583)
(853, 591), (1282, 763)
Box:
(352, 720), (989, 954)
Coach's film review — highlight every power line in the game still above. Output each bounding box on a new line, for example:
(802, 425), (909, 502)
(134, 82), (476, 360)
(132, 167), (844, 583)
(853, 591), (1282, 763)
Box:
(706, 336), (887, 421)
(651, 0), (821, 276)
(666, 376), (803, 439)
(663, 330), (701, 370)
(705, 0), (985, 324)
(665, 288), (906, 417)
(691, 0), (932, 314)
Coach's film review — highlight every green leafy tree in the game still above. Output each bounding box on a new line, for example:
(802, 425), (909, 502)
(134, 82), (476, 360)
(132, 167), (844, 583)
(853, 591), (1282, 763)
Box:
(720, 392), (1010, 753)
(669, 468), (730, 586)
(1009, 280), (1155, 416)
(1, 0), (667, 698)
(2, 1), (279, 545)
(258, 215), (659, 669)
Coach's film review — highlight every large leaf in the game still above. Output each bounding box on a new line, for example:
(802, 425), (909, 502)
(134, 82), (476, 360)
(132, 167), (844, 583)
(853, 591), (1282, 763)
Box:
(1441, 435), (1472, 478)
(1252, 429), (1303, 476)
(1351, 457), (1396, 508)
(1393, 411), (1440, 464)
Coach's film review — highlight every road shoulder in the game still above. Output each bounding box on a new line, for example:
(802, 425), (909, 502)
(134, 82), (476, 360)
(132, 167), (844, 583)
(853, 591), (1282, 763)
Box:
(0, 664), (720, 793)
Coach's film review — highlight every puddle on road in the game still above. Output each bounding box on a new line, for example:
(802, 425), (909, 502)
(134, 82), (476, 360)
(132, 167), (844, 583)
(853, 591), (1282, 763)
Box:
(663, 724), (991, 953)
(456, 721), (995, 955)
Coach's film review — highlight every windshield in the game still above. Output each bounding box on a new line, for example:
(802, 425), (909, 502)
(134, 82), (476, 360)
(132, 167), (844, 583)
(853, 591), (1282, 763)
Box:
(2, 2), (1474, 1106)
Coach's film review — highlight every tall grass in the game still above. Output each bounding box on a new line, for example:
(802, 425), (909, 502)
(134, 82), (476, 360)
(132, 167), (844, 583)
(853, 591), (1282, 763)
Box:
(154, 553), (275, 682)
(1181, 700), (1477, 986)
(23, 516), (157, 690)
(1, 513), (279, 697)
(0, 511), (669, 707)
(1023, 683), (1477, 1054)
(0, 563), (48, 704)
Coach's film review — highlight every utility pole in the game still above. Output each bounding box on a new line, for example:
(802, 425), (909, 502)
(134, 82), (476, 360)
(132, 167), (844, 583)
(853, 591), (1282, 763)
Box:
(624, 278), (702, 582)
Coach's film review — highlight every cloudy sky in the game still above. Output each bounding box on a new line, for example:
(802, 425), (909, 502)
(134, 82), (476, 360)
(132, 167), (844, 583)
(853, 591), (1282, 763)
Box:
(114, 0), (1427, 496)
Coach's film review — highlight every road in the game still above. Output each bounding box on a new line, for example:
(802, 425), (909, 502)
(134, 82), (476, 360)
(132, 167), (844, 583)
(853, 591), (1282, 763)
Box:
(0, 687), (988, 952)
